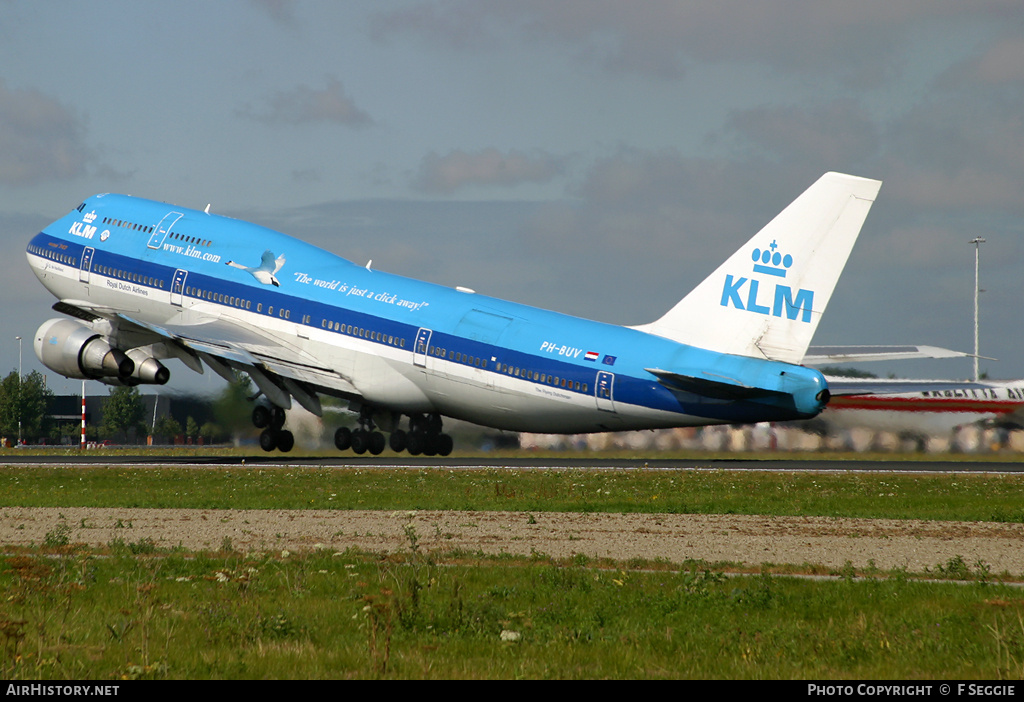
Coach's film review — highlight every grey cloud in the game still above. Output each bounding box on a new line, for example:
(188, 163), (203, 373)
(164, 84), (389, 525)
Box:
(369, 2), (495, 51)
(248, 0), (298, 26)
(881, 83), (1024, 212)
(412, 148), (568, 194)
(290, 168), (322, 185)
(971, 35), (1024, 85)
(0, 79), (91, 186)
(238, 77), (374, 127)
(370, 1), (995, 84)
(725, 102), (881, 170)
(574, 146), (796, 218)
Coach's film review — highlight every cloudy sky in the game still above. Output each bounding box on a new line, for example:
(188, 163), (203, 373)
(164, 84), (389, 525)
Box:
(2, 0), (1023, 397)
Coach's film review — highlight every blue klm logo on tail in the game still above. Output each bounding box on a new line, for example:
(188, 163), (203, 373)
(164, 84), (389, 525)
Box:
(720, 240), (814, 322)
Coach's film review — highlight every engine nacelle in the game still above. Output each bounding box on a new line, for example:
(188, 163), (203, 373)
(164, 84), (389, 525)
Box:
(35, 322), (124, 383)
(125, 349), (170, 385)
(34, 319), (172, 385)
(35, 318), (133, 381)
(34, 319), (172, 384)
(96, 354), (171, 387)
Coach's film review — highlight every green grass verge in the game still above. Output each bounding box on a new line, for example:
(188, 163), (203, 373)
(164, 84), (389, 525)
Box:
(2, 546), (1023, 680)
(2, 462), (1024, 679)
(0, 465), (1023, 522)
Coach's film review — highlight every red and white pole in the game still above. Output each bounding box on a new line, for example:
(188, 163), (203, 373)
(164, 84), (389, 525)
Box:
(80, 380), (86, 450)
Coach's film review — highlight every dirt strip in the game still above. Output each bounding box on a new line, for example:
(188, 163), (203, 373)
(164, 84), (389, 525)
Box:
(2, 507), (1023, 575)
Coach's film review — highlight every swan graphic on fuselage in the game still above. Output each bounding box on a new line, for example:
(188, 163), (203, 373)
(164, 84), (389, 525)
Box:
(226, 250), (286, 287)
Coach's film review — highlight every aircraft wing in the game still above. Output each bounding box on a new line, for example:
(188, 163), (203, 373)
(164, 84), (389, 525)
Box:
(54, 299), (361, 411)
(120, 312), (359, 398)
(803, 345), (988, 365)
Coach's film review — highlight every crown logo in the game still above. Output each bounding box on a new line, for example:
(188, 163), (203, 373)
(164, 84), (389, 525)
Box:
(83, 211), (97, 224)
(751, 240), (793, 278)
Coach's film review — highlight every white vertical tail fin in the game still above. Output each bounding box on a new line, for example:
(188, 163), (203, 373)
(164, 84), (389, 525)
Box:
(635, 172), (882, 364)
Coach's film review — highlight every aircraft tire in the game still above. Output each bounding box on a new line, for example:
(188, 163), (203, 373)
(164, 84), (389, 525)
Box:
(422, 434), (438, 457)
(259, 428), (277, 452)
(334, 427), (352, 451)
(277, 430), (294, 453)
(369, 431), (386, 455)
(351, 429), (368, 455)
(409, 414), (427, 435)
(252, 406), (271, 429)
(270, 407), (286, 431)
(436, 433), (454, 457)
(427, 414), (443, 434)
(389, 429), (407, 453)
(406, 432), (423, 456)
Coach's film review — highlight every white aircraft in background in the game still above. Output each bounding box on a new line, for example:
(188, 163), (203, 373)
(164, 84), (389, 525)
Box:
(804, 346), (1024, 435)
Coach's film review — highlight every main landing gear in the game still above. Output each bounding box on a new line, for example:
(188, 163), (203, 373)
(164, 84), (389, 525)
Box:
(251, 402), (453, 456)
(253, 404), (295, 453)
(334, 411), (453, 456)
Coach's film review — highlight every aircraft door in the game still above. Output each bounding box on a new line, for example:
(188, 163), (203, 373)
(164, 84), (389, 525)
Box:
(170, 269), (188, 306)
(147, 212), (184, 249)
(413, 328), (432, 368)
(596, 371), (616, 412)
(79, 247), (95, 283)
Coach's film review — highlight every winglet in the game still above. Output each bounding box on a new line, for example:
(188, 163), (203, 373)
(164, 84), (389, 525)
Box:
(634, 172), (882, 364)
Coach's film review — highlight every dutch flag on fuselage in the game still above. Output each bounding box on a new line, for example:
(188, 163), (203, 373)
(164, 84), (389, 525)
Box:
(584, 351), (600, 362)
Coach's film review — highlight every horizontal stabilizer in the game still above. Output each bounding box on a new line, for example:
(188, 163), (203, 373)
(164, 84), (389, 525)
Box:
(805, 345), (994, 365)
(646, 367), (787, 400)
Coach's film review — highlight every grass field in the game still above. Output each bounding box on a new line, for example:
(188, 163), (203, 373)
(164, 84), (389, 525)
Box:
(1, 454), (1023, 679)
(1, 460), (1024, 522)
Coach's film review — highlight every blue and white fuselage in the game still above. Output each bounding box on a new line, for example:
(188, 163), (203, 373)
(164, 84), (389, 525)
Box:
(27, 173), (882, 453)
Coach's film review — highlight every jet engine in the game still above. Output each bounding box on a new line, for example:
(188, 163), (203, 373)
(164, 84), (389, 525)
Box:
(33, 318), (169, 385)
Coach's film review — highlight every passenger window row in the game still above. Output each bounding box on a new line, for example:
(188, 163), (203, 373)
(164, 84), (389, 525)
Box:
(428, 345), (487, 369)
(186, 285), (292, 319)
(167, 231), (212, 247)
(426, 343), (588, 394)
(499, 362), (588, 393)
(96, 264), (166, 289)
(321, 318), (407, 349)
(98, 217), (213, 248)
(28, 243), (77, 268)
(101, 217), (153, 234)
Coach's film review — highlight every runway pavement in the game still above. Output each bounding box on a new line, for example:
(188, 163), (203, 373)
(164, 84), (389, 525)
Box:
(1, 453), (1022, 472)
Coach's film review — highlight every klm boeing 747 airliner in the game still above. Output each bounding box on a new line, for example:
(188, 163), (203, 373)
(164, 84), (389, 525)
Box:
(27, 172), (881, 454)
